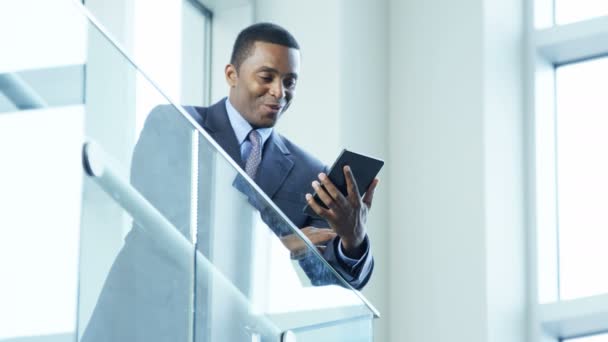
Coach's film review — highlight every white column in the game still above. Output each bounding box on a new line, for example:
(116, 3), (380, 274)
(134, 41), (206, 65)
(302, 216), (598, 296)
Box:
(388, 0), (526, 340)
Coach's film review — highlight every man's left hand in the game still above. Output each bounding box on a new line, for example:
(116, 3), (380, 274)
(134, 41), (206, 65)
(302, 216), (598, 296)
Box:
(305, 166), (379, 259)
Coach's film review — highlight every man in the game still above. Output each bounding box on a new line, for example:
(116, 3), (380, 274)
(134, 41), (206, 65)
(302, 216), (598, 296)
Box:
(83, 23), (378, 341)
(197, 22), (377, 287)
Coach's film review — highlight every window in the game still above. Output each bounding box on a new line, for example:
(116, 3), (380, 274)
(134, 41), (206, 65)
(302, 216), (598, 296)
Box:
(555, 0), (608, 25)
(567, 335), (608, 342)
(555, 58), (608, 301)
(531, 0), (608, 340)
(133, 0), (212, 136)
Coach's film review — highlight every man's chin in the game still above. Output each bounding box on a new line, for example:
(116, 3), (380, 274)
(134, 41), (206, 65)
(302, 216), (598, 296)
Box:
(253, 113), (279, 128)
(255, 121), (276, 129)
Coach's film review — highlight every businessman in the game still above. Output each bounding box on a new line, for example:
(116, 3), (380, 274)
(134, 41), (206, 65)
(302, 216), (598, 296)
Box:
(200, 22), (377, 285)
(82, 22), (379, 341)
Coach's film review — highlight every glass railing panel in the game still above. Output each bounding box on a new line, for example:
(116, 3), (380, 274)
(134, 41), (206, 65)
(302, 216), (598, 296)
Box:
(188, 124), (377, 341)
(73, 4), (280, 341)
(281, 316), (373, 342)
(77, 14), (195, 342)
(1, 0), (378, 341)
(122, 101), (376, 341)
(79, 134), (196, 342)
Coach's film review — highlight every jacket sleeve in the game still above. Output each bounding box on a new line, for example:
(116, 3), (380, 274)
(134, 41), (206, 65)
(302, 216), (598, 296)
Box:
(299, 166), (375, 290)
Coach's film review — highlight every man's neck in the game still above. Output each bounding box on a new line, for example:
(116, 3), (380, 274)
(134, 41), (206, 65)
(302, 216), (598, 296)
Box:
(224, 98), (273, 146)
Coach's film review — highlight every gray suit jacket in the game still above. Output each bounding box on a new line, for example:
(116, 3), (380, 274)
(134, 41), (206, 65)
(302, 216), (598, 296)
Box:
(81, 99), (373, 341)
(183, 99), (373, 288)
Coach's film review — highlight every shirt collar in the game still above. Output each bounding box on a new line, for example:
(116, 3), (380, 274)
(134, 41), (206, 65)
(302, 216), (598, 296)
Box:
(225, 98), (273, 146)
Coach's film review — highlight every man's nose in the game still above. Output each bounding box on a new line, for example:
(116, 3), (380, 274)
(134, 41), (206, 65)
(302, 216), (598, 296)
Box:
(269, 80), (285, 99)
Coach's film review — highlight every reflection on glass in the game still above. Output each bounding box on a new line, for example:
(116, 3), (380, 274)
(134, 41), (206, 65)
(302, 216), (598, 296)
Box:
(556, 57), (608, 300)
(555, 0), (608, 25)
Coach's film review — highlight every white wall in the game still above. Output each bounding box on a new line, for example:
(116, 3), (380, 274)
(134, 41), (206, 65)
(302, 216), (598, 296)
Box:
(388, 0), (526, 341)
(209, 4), (255, 103)
(254, 0), (342, 163)
(389, 0), (487, 339)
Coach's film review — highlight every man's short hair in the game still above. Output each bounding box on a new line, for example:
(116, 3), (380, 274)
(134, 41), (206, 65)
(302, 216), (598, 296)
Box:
(230, 22), (300, 71)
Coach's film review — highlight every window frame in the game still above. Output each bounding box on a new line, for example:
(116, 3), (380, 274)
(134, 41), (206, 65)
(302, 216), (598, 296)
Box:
(526, 0), (608, 340)
(185, 0), (214, 105)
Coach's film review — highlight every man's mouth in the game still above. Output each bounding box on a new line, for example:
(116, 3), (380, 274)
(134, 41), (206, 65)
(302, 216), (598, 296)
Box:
(264, 104), (282, 113)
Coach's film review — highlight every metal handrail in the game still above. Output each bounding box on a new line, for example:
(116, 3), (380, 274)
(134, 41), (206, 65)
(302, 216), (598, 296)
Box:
(0, 73), (47, 110)
(82, 141), (292, 342)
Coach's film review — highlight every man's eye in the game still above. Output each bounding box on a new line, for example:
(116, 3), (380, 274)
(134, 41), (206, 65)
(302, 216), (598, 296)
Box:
(284, 79), (297, 88)
(259, 75), (273, 82)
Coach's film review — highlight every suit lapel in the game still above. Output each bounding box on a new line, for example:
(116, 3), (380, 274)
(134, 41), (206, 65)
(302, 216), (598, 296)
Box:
(191, 99), (294, 198)
(193, 99), (244, 169)
(256, 132), (294, 198)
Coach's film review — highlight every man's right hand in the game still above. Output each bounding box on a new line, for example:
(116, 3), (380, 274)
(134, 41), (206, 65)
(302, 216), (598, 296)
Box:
(280, 226), (336, 259)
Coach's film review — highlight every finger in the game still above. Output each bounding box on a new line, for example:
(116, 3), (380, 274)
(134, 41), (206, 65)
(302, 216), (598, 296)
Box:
(311, 181), (339, 211)
(279, 234), (303, 252)
(300, 226), (331, 237)
(300, 226), (337, 242)
(308, 230), (337, 245)
(362, 178), (380, 208)
(318, 173), (348, 206)
(300, 226), (316, 234)
(300, 226), (336, 243)
(305, 193), (334, 219)
(344, 165), (361, 204)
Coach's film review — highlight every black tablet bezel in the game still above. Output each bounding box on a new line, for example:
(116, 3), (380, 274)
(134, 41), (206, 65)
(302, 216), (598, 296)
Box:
(303, 149), (384, 218)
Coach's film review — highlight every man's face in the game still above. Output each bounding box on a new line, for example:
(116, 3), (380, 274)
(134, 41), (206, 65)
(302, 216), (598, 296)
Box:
(226, 41), (300, 128)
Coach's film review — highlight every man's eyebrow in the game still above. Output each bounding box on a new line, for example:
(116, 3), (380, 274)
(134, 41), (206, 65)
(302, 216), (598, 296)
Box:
(257, 66), (278, 73)
(257, 66), (298, 78)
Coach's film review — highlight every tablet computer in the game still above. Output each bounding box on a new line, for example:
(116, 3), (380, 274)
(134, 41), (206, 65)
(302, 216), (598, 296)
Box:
(303, 149), (384, 218)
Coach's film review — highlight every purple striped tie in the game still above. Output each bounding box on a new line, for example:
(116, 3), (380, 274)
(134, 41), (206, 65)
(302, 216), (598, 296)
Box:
(245, 130), (262, 179)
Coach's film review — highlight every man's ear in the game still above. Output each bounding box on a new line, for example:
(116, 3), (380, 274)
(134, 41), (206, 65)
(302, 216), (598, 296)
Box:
(225, 64), (238, 87)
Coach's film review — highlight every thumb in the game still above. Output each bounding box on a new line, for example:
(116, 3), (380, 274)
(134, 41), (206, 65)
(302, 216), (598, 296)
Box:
(362, 178), (379, 208)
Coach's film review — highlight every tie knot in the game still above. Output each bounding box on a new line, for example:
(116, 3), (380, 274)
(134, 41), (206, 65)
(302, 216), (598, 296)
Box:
(248, 130), (262, 147)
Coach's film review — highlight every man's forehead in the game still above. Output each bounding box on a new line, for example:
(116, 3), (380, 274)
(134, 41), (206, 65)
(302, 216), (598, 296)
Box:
(248, 41), (299, 60)
(252, 40), (299, 50)
(243, 42), (300, 72)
